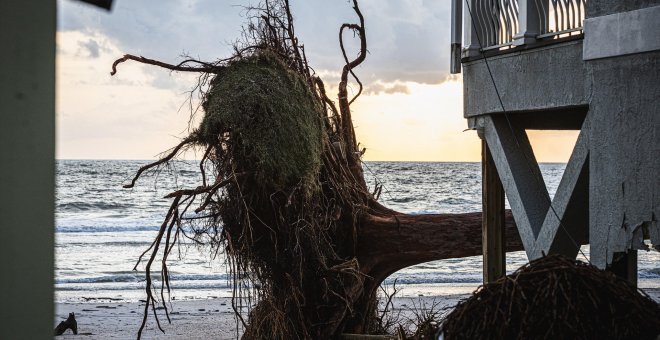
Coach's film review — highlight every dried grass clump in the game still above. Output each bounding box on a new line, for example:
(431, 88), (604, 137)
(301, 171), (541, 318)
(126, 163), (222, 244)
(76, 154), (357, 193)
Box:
(199, 51), (324, 194)
(440, 255), (660, 340)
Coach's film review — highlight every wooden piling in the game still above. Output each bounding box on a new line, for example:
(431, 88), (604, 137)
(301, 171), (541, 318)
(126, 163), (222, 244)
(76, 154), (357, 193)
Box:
(482, 140), (506, 283)
(608, 250), (638, 287)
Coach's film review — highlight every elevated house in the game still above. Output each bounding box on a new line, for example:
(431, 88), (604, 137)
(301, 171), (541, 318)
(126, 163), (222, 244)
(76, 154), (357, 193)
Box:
(451, 0), (660, 284)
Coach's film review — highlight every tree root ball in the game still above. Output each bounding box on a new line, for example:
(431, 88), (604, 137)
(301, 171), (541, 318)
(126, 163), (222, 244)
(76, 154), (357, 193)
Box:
(200, 51), (325, 194)
(440, 255), (660, 340)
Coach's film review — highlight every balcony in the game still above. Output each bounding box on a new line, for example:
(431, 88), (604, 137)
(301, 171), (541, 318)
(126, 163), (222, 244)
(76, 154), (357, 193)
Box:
(451, 0), (587, 73)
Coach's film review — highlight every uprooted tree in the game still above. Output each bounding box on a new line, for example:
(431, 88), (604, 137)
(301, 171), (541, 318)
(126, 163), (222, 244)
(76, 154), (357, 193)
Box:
(112, 1), (524, 338)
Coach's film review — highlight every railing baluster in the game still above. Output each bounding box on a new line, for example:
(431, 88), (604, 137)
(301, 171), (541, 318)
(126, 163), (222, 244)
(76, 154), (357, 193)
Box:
(535, 0), (547, 34)
(454, 0), (585, 57)
(558, 0), (566, 31)
(480, 0), (493, 46)
(463, 0), (483, 57)
(567, 0), (575, 30)
(508, 0), (519, 41)
(488, 0), (497, 45)
(502, 0), (513, 43)
(504, 0), (511, 44)
(475, 0), (485, 45)
(551, 0), (559, 32)
(491, 0), (502, 45)
(577, 0), (582, 26)
(512, 0), (520, 36)
(479, 0), (489, 45)
(505, 0), (513, 43)
(450, 0), (462, 73)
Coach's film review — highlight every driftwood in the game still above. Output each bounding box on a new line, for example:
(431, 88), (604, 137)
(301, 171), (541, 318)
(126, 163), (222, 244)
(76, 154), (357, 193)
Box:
(54, 312), (78, 336)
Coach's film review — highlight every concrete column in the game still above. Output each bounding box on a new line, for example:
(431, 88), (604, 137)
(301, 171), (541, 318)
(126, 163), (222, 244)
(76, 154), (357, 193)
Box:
(513, 0), (545, 46)
(0, 1), (56, 339)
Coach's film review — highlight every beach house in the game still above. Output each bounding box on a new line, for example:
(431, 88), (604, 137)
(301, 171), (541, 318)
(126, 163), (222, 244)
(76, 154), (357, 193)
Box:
(450, 0), (660, 284)
(2, 0), (658, 337)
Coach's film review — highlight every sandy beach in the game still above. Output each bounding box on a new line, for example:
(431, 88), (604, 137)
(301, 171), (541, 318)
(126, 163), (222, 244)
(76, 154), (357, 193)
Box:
(55, 288), (660, 339)
(55, 294), (469, 339)
(55, 297), (241, 339)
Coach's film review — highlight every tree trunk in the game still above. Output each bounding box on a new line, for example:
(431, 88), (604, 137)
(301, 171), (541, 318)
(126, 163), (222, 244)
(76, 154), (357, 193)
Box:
(335, 209), (521, 334)
(358, 210), (521, 276)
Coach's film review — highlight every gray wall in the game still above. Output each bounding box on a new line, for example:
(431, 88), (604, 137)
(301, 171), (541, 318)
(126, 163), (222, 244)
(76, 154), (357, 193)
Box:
(587, 50), (660, 268)
(0, 1), (55, 339)
(462, 41), (590, 119)
(583, 5), (660, 61)
(587, 0), (660, 17)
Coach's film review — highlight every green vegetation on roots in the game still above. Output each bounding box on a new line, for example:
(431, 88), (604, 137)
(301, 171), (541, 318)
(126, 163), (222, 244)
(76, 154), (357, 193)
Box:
(200, 52), (324, 194)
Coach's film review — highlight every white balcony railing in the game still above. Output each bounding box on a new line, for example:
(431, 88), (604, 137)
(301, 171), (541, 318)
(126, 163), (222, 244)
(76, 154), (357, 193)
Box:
(451, 0), (586, 73)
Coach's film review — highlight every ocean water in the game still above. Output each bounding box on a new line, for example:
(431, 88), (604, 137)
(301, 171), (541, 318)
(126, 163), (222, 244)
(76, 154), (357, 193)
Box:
(55, 160), (660, 303)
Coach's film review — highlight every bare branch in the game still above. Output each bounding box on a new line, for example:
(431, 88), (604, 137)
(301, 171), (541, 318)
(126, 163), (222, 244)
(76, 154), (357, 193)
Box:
(336, 0), (367, 159)
(110, 54), (223, 76)
(314, 77), (340, 122)
(123, 136), (195, 189)
(339, 23), (366, 105)
(136, 195), (181, 339)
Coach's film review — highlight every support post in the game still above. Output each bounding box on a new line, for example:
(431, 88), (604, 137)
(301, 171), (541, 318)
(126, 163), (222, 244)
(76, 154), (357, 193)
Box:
(483, 115), (550, 254)
(607, 251), (638, 287)
(463, 0), (482, 57)
(482, 139), (506, 283)
(0, 1), (56, 339)
(450, 0), (462, 74)
(513, 0), (545, 46)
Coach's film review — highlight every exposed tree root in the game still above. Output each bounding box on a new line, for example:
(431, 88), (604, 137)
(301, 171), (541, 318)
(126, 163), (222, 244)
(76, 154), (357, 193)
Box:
(441, 255), (660, 340)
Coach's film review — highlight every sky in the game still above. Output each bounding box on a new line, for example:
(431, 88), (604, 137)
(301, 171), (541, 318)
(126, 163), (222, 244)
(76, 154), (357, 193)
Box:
(56, 0), (578, 162)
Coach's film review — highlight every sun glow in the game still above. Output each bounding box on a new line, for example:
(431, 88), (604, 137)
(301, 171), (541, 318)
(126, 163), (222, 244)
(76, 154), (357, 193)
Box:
(56, 31), (579, 163)
(352, 79), (482, 162)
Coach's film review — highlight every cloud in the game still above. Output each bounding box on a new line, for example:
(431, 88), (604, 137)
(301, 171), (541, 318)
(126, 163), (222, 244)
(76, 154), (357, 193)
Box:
(363, 81), (410, 96)
(57, 0), (244, 62)
(57, 0), (454, 85)
(294, 0), (453, 85)
(56, 30), (204, 159)
(78, 39), (101, 57)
